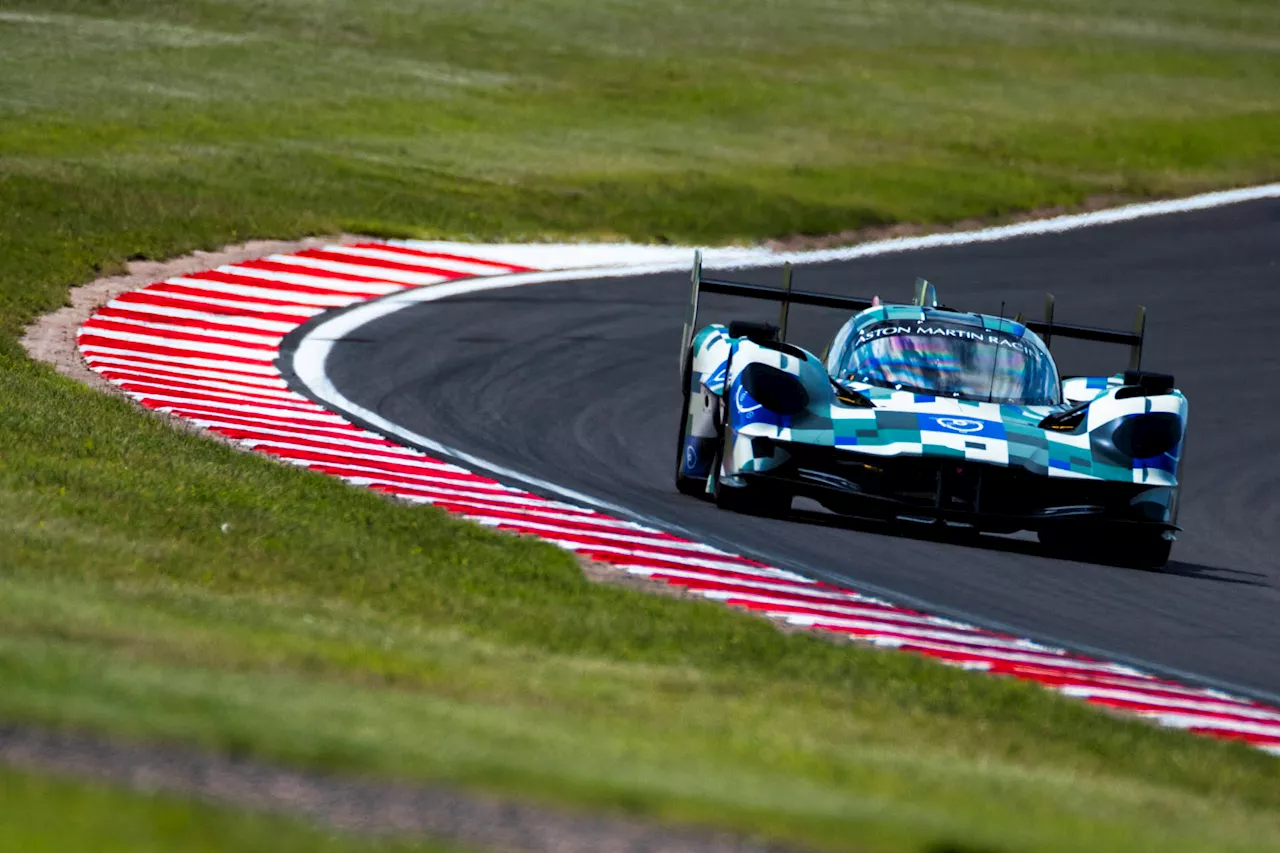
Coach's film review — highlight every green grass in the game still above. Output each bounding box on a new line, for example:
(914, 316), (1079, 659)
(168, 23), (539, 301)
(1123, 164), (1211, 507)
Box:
(0, 764), (464, 853)
(1, 1), (1280, 851)
(2, 570), (1279, 853)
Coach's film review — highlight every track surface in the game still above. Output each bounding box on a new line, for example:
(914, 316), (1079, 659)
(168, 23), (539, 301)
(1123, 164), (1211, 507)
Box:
(327, 199), (1280, 697)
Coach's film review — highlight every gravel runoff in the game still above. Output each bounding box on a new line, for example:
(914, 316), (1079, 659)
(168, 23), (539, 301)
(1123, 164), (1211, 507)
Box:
(0, 724), (807, 853)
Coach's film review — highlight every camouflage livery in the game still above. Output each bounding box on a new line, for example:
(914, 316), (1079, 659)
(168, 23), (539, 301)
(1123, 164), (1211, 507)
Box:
(677, 301), (1187, 563)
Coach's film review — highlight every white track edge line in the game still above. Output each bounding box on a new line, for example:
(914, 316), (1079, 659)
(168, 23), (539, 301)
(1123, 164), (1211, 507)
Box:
(289, 184), (1280, 711)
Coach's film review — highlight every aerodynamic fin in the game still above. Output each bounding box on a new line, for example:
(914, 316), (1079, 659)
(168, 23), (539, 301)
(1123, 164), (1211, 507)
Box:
(1130, 305), (1147, 371)
(679, 249), (703, 378)
(1042, 293), (1056, 346)
(914, 278), (938, 308)
(778, 262), (794, 342)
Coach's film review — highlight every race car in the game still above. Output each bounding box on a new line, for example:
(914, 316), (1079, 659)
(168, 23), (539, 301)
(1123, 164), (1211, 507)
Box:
(675, 252), (1187, 568)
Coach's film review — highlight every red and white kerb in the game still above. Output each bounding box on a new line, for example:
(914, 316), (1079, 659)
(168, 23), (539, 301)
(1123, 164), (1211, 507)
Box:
(78, 240), (1280, 756)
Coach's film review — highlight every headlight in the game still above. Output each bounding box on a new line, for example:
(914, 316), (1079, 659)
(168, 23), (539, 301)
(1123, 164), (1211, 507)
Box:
(739, 363), (809, 415)
(1111, 412), (1182, 458)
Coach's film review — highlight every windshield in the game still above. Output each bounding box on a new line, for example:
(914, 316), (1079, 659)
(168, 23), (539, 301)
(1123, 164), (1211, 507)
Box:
(841, 321), (1059, 405)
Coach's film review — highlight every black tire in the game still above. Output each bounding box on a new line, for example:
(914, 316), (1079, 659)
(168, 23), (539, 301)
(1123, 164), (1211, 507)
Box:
(1038, 525), (1172, 569)
(714, 475), (789, 515)
(1118, 531), (1173, 570)
(675, 387), (709, 498)
(711, 437), (790, 517)
(1036, 527), (1078, 556)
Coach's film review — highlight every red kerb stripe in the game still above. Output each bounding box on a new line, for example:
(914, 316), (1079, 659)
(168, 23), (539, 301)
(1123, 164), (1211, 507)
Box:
(150, 281), (337, 310)
(115, 289), (315, 323)
(164, 407), (368, 436)
(652, 572), (917, 613)
(93, 306), (288, 339)
(187, 269), (390, 299)
(83, 317), (278, 351)
(111, 379), (307, 410)
(347, 243), (537, 273)
(292, 249), (467, 279)
(235, 258), (408, 285)
(78, 335), (268, 366)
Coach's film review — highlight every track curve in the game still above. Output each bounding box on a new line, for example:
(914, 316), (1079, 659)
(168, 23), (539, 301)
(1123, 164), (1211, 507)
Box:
(325, 199), (1280, 697)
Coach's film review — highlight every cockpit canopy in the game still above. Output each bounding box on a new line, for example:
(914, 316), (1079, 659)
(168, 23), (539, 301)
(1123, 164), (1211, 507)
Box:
(834, 316), (1060, 406)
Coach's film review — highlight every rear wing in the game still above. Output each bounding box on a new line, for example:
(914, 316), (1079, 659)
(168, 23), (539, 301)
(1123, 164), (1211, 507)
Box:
(679, 250), (1146, 378)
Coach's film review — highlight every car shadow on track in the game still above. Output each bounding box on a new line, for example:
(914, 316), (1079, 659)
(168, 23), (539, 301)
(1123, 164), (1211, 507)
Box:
(776, 505), (1268, 587)
(1158, 560), (1270, 586)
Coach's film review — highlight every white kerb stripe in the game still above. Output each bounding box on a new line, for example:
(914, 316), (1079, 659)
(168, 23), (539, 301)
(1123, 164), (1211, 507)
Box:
(80, 345), (281, 376)
(121, 288), (323, 319)
(85, 315), (284, 348)
(101, 300), (299, 333)
(164, 277), (368, 308)
(217, 263), (409, 296)
(261, 254), (451, 287)
(323, 245), (519, 276)
(79, 326), (277, 362)
(84, 356), (291, 388)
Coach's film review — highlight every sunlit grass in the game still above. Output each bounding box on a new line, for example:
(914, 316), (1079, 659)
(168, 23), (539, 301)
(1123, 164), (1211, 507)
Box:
(0, 763), (465, 853)
(1, 2), (1278, 851)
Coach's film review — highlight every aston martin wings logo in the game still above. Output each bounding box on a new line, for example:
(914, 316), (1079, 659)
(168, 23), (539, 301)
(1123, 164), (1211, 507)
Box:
(934, 417), (986, 434)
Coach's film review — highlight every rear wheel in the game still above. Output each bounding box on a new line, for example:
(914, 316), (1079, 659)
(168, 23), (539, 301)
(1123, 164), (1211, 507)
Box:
(1038, 525), (1172, 569)
(1130, 534), (1174, 569)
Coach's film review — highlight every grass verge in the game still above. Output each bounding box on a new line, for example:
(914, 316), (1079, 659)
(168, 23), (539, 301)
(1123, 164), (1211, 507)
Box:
(0, 763), (460, 853)
(1, 1), (1279, 851)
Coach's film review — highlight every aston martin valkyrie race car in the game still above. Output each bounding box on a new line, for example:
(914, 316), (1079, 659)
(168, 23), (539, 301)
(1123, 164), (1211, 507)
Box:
(675, 253), (1187, 568)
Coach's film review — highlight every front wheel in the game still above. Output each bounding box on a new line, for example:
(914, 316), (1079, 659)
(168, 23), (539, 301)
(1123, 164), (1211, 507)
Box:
(711, 435), (790, 517)
(713, 475), (790, 516)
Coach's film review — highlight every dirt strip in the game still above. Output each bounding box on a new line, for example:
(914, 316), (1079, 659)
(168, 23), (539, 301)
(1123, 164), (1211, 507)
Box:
(20, 235), (355, 393)
(0, 724), (803, 853)
(19, 235), (360, 446)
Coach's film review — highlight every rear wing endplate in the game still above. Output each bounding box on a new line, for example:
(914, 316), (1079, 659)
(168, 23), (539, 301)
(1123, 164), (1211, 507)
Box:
(679, 250), (1146, 377)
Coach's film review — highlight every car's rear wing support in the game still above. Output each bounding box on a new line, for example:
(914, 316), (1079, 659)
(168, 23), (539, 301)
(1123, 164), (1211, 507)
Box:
(679, 251), (1146, 376)
(1129, 305), (1147, 371)
(1023, 293), (1144, 368)
(1032, 293), (1144, 368)
(680, 250), (878, 376)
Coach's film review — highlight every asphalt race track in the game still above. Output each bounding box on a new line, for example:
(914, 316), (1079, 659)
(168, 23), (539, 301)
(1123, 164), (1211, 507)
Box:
(325, 199), (1280, 699)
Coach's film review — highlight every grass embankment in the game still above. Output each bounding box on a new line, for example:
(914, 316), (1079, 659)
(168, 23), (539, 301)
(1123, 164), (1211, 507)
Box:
(1, 1), (1279, 851)
(0, 764), (460, 853)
